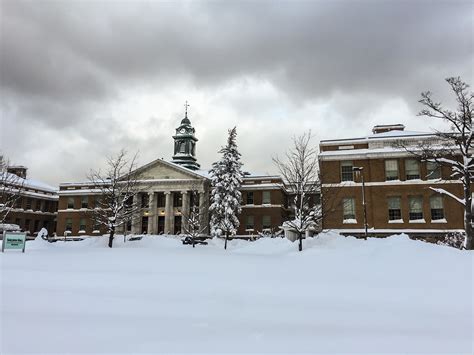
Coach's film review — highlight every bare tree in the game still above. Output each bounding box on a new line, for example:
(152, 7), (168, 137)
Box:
(409, 77), (473, 250)
(0, 155), (24, 224)
(273, 132), (322, 251)
(88, 149), (142, 248)
(181, 188), (208, 247)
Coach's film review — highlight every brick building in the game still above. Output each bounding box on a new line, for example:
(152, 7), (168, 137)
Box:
(2, 166), (58, 236)
(319, 124), (468, 236)
(56, 112), (294, 237)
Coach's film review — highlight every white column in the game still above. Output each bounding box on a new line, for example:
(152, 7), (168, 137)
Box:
(131, 194), (141, 234)
(199, 191), (209, 235)
(181, 191), (189, 233)
(164, 191), (174, 234)
(147, 192), (157, 235)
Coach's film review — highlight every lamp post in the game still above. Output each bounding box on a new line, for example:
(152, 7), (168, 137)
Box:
(353, 167), (368, 239)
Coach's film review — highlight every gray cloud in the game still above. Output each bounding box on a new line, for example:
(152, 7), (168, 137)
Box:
(0, 0), (472, 185)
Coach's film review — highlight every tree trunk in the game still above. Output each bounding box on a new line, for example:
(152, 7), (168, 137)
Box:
(298, 232), (303, 252)
(224, 233), (228, 250)
(108, 228), (115, 248)
(463, 180), (473, 250)
(464, 208), (473, 250)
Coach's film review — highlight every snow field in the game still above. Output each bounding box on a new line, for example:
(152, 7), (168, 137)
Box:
(1, 233), (472, 354)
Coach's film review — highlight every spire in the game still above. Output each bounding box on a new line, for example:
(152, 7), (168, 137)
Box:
(184, 100), (189, 118)
(171, 104), (200, 170)
(181, 100), (191, 125)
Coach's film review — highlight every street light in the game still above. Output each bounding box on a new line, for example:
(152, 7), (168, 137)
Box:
(353, 166), (368, 240)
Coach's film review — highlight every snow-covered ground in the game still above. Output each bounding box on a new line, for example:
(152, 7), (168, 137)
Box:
(1, 233), (472, 354)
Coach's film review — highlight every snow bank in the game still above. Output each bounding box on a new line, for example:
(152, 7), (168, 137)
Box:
(2, 233), (472, 354)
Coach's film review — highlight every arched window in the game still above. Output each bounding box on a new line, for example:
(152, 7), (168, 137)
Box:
(179, 141), (186, 153)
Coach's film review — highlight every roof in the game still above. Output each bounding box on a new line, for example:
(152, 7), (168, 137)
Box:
(320, 130), (434, 145)
(1, 172), (57, 193)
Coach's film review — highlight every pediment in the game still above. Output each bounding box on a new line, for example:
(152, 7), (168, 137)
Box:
(133, 158), (204, 181)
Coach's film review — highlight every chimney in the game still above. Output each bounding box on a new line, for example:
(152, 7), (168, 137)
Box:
(372, 124), (405, 135)
(7, 166), (27, 179)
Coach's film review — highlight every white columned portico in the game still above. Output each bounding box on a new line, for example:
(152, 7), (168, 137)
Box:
(164, 191), (174, 234)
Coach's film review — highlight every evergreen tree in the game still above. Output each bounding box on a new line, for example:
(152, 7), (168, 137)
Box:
(209, 127), (244, 249)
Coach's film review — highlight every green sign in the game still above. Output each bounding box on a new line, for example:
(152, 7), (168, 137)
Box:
(2, 232), (27, 253)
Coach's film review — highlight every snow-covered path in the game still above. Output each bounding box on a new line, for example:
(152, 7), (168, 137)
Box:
(1, 234), (472, 354)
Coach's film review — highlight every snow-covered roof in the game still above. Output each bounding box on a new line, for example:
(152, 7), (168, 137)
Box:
(320, 130), (434, 146)
(1, 172), (57, 193)
(23, 178), (57, 192)
(319, 146), (419, 160)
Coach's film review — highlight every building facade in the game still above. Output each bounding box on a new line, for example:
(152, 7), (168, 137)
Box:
(319, 124), (468, 236)
(56, 113), (292, 237)
(2, 166), (58, 236)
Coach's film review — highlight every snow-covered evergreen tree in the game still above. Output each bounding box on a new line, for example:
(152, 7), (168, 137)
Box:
(209, 127), (244, 249)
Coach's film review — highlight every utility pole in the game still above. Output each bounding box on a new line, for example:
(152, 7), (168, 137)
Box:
(353, 167), (368, 239)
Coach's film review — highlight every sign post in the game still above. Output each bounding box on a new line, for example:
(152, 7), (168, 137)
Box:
(2, 231), (27, 253)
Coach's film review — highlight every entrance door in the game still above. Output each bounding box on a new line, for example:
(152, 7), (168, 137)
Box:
(158, 216), (165, 234)
(141, 216), (148, 234)
(174, 216), (182, 235)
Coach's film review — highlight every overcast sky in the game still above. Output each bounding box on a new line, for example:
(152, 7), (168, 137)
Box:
(1, 0), (472, 186)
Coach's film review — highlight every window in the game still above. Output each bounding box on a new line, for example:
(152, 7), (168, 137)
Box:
(35, 199), (42, 211)
(124, 196), (133, 209)
(44, 200), (50, 212)
(79, 218), (86, 231)
(246, 191), (254, 204)
(173, 192), (182, 207)
(246, 215), (254, 230)
(342, 198), (356, 220)
(189, 192), (199, 208)
(179, 141), (186, 153)
(314, 193), (321, 206)
(25, 198), (32, 210)
(81, 196), (88, 208)
(387, 196), (402, 221)
(427, 162), (441, 180)
(262, 191), (271, 204)
(430, 195), (445, 220)
(262, 215), (271, 229)
(405, 159), (420, 180)
(65, 218), (73, 231)
(385, 160), (399, 181)
(341, 161), (354, 182)
(24, 219), (31, 231)
(141, 194), (149, 208)
(15, 197), (22, 209)
(67, 197), (74, 209)
(33, 220), (39, 232)
(157, 193), (166, 208)
(409, 196), (423, 220)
